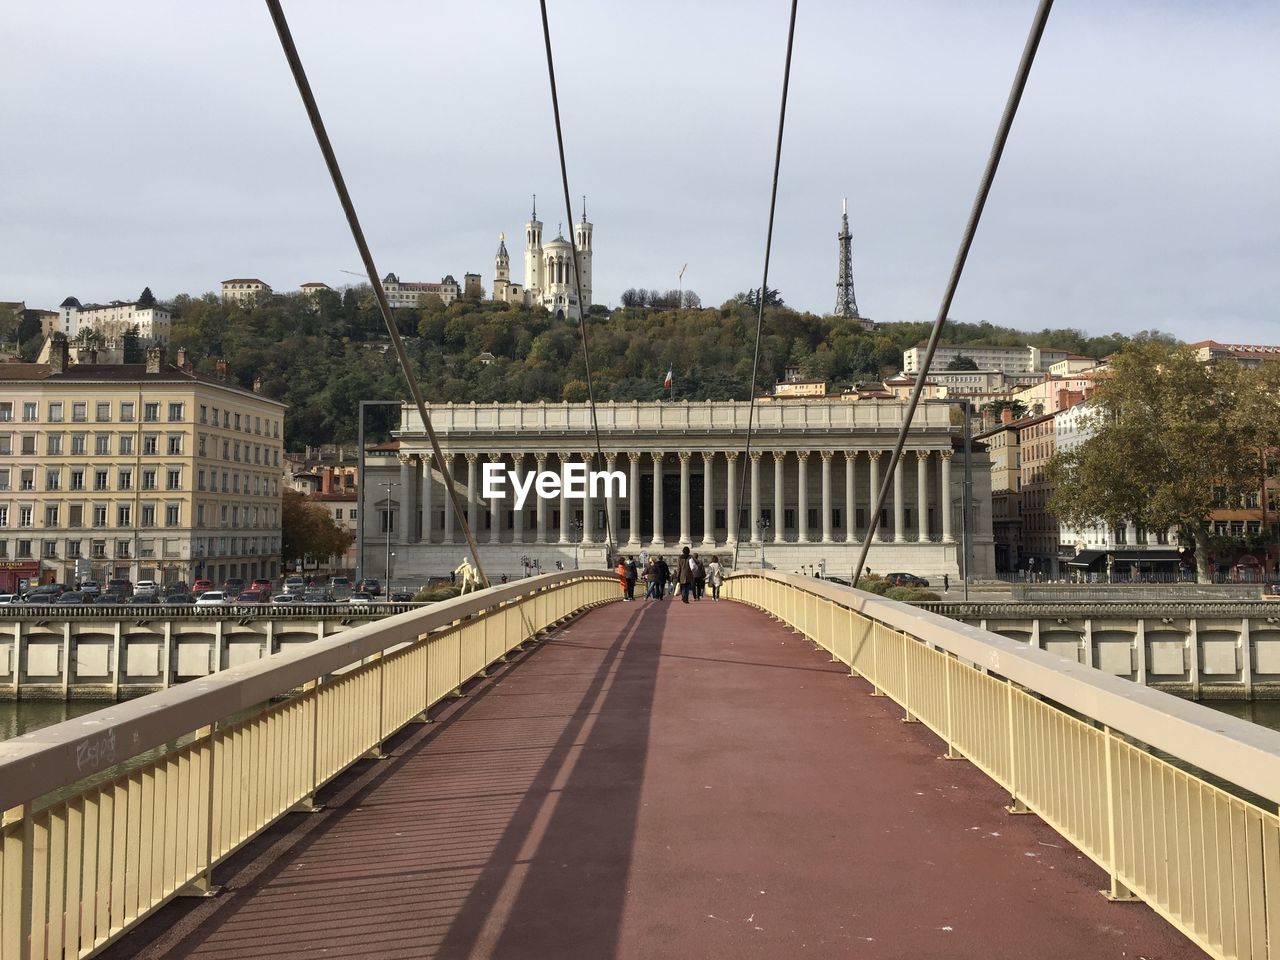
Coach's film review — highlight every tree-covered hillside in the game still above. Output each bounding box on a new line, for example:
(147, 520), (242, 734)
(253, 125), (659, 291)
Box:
(159, 287), (1169, 452)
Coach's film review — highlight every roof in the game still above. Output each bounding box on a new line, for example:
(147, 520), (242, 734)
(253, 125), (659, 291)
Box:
(307, 492), (358, 503)
(300, 282), (330, 289)
(221, 278), (269, 285)
(59, 297), (81, 308)
(0, 360), (286, 406)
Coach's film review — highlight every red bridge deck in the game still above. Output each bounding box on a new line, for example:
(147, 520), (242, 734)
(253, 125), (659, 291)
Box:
(104, 597), (1200, 959)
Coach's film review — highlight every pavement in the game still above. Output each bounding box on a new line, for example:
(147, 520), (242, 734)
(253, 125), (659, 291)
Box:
(102, 594), (1201, 959)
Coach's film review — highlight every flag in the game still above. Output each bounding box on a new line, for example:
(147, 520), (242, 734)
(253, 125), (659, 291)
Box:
(663, 367), (673, 389)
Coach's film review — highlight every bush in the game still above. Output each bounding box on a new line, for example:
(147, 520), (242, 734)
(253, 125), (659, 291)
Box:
(856, 577), (891, 595)
(413, 585), (462, 603)
(885, 587), (942, 602)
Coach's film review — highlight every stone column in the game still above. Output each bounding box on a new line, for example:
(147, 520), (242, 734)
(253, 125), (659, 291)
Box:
(398, 455), (415, 545)
(772, 451), (785, 543)
(869, 451), (884, 541)
(627, 452), (641, 546)
(747, 451), (760, 543)
(820, 451), (834, 543)
(650, 451), (664, 547)
(702, 452), (715, 546)
(512, 455), (525, 543)
(845, 451), (857, 543)
(466, 454), (480, 542)
(893, 455), (906, 543)
(581, 452), (595, 546)
(678, 452), (692, 545)
(488, 454), (503, 544)
(796, 451), (810, 544)
(916, 450), (930, 542)
(559, 452), (573, 544)
(443, 454), (455, 544)
(535, 453), (549, 543)
(941, 451), (955, 544)
(604, 452), (619, 550)
(726, 452), (740, 545)
(421, 454), (434, 544)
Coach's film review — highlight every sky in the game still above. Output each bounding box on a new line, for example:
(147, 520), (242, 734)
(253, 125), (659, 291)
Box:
(3, 0), (1277, 342)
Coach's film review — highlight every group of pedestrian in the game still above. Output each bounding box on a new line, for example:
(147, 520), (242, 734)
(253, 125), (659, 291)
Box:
(615, 548), (723, 603)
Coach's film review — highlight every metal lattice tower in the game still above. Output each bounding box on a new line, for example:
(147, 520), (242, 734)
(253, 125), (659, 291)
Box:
(835, 197), (860, 318)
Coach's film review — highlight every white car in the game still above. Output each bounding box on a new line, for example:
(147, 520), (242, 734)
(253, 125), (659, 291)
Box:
(0, 594), (19, 605)
(283, 576), (307, 594)
(195, 591), (227, 607)
(134, 580), (159, 598)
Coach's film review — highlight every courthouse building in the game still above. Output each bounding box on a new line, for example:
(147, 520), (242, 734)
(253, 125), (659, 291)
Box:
(366, 399), (994, 582)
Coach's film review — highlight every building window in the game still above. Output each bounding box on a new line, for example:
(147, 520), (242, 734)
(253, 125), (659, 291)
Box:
(42, 540), (57, 559)
(44, 505), (59, 527)
(0, 402), (10, 422)
(67, 539), (81, 558)
(234, 413), (241, 430)
(168, 435), (182, 455)
(91, 540), (107, 559)
(71, 433), (86, 455)
(69, 505), (83, 528)
(95, 434), (110, 455)
(143, 434), (158, 455)
(198, 436), (206, 457)
(168, 402), (184, 422)
(115, 540), (132, 559)
(196, 504), (205, 526)
(119, 435), (134, 455)
(197, 469), (205, 491)
(47, 434), (63, 456)
(141, 505), (156, 527)
(0, 436), (9, 456)
(16, 540), (32, 558)
(72, 402), (87, 423)
(48, 402), (63, 423)
(20, 469), (34, 491)
(21, 435), (36, 455)
(70, 469), (84, 491)
(45, 469), (60, 491)
(143, 469), (157, 490)
(200, 404), (208, 424)
(20, 506), (33, 527)
(22, 402), (38, 422)
(167, 468), (181, 490)
(120, 402), (135, 423)
(144, 402), (160, 422)
(117, 505), (132, 527)
(165, 504), (180, 527)
(222, 440), (229, 459)
(95, 402), (111, 422)
(119, 469), (132, 491)
(0, 506), (7, 527)
(94, 470), (108, 491)
(783, 508), (795, 530)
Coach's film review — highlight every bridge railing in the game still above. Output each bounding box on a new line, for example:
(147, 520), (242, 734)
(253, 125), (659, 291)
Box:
(0, 571), (618, 960)
(725, 570), (1280, 960)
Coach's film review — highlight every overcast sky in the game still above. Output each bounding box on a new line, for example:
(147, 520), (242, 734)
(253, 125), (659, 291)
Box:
(3, 1), (1277, 342)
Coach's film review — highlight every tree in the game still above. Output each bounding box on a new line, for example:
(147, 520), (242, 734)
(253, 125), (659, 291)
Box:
(735, 286), (785, 309)
(1047, 343), (1280, 581)
(137, 287), (156, 308)
(122, 325), (144, 363)
(946, 354), (979, 370)
(281, 489), (355, 565)
(984, 398), (1026, 421)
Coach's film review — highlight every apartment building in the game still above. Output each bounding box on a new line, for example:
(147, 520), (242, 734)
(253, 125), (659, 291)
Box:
(975, 412), (1022, 573)
(380, 272), (461, 308)
(0, 336), (286, 589)
(58, 296), (171, 343)
(903, 344), (1072, 376)
(221, 279), (273, 306)
(1016, 412), (1058, 578)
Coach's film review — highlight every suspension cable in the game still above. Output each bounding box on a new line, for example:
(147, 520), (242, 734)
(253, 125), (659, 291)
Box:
(264, 0), (491, 587)
(731, 0), (800, 570)
(853, 0), (1054, 583)
(538, 0), (616, 560)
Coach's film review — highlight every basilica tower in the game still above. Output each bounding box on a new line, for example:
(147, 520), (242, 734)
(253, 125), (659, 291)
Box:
(524, 195), (544, 300)
(573, 196), (593, 313)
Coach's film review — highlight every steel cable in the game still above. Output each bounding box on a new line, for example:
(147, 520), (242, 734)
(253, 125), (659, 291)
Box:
(731, 0), (800, 570)
(538, 0), (617, 559)
(264, 0), (491, 586)
(852, 0), (1055, 582)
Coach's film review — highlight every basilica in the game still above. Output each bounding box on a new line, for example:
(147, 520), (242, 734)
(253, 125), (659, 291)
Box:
(491, 197), (593, 319)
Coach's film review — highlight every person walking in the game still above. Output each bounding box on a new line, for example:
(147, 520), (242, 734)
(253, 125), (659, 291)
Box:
(644, 557), (657, 600)
(625, 556), (638, 601)
(943, 573), (950, 593)
(615, 556), (629, 600)
(707, 556), (724, 601)
(693, 553), (706, 600)
(654, 555), (670, 601)
(677, 546), (695, 603)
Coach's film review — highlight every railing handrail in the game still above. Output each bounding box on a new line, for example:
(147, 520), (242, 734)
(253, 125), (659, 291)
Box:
(915, 599), (1280, 616)
(0, 601), (421, 620)
(0, 569), (613, 811)
(729, 570), (1280, 804)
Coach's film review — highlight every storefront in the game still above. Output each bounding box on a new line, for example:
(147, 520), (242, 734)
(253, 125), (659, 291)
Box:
(0, 561), (41, 594)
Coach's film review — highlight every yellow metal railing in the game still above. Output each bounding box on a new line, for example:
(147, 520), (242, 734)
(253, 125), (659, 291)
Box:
(0, 572), (617, 960)
(725, 571), (1280, 960)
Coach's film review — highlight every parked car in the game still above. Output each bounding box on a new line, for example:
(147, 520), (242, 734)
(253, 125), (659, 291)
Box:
(127, 595), (160, 605)
(283, 576), (307, 595)
(162, 581), (190, 596)
(348, 591), (374, 605)
(329, 576), (352, 593)
(108, 578), (133, 597)
(164, 593), (195, 605)
(251, 578), (273, 593)
(94, 594), (125, 605)
(0, 594), (21, 605)
(271, 593), (298, 605)
(883, 572), (930, 588)
(195, 591), (227, 607)
(78, 580), (101, 597)
(192, 579), (214, 593)
(134, 580), (158, 598)
(235, 590), (268, 604)
(356, 578), (382, 597)
(26, 585), (66, 603)
(303, 591), (335, 603)
(223, 578), (246, 595)
(389, 591), (414, 603)
(55, 592), (88, 604)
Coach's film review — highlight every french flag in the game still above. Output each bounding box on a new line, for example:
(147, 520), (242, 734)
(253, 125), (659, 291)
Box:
(663, 367), (673, 389)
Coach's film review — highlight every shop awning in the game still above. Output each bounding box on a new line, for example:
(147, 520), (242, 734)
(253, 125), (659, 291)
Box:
(1064, 550), (1107, 567)
(1109, 549), (1184, 564)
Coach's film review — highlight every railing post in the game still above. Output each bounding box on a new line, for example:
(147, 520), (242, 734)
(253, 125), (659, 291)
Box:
(902, 633), (917, 723)
(942, 654), (961, 760)
(1102, 725), (1137, 901)
(869, 623), (884, 696)
(179, 724), (223, 896)
(292, 681), (325, 813)
(1, 801), (34, 960)
(1005, 683), (1030, 814)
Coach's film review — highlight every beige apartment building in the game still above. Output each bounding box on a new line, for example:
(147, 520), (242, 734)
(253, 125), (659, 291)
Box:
(220, 279), (273, 306)
(0, 337), (286, 590)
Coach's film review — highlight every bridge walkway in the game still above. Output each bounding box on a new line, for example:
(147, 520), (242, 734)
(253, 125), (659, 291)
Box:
(101, 596), (1199, 959)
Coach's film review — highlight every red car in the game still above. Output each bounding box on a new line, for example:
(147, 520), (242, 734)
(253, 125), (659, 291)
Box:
(250, 578), (273, 592)
(235, 590), (268, 604)
(193, 579), (213, 594)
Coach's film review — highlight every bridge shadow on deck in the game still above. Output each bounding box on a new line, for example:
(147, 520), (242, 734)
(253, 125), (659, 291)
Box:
(104, 597), (1202, 960)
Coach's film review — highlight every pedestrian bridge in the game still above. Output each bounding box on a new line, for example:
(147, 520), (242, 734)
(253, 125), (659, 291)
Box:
(2, 572), (1278, 959)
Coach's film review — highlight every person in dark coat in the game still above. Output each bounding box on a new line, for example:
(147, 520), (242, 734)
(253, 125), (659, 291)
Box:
(693, 553), (706, 600)
(625, 556), (638, 600)
(677, 546), (694, 603)
(653, 556), (670, 601)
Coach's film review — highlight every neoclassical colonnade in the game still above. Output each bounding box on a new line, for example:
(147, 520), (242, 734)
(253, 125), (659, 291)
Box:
(393, 449), (956, 549)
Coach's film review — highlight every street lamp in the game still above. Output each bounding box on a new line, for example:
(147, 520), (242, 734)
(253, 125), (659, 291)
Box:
(357, 399), (403, 585)
(571, 518), (583, 569)
(757, 517), (771, 569)
(381, 479), (399, 590)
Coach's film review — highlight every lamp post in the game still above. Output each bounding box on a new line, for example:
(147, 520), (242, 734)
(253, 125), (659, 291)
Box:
(571, 518), (583, 570)
(381, 479), (399, 590)
(357, 399), (403, 585)
(757, 518), (771, 569)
